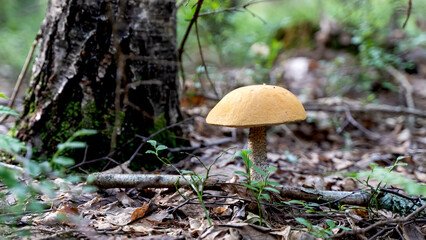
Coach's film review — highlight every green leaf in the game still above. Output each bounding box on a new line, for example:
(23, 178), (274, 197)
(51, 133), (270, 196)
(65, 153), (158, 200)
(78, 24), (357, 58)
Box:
(82, 185), (98, 193)
(0, 105), (19, 116)
(326, 219), (336, 228)
(57, 141), (86, 151)
(145, 150), (156, 154)
(295, 217), (312, 229)
(264, 187), (280, 194)
(241, 182), (258, 191)
(234, 171), (248, 177)
(233, 150), (252, 163)
(396, 156), (409, 161)
(86, 174), (97, 184)
(267, 166), (276, 172)
(66, 175), (81, 183)
(265, 181), (280, 186)
(156, 145), (168, 151)
(147, 140), (157, 147)
(396, 162), (408, 166)
(0, 93), (7, 99)
(39, 161), (52, 174)
(287, 200), (305, 205)
(253, 166), (267, 177)
(26, 201), (45, 213)
(72, 129), (97, 137)
(234, 150), (247, 160)
(28, 160), (41, 177)
(181, 170), (194, 175)
(260, 193), (270, 200)
(53, 157), (75, 167)
(0, 134), (25, 153)
(0, 166), (19, 187)
(38, 179), (56, 198)
(338, 226), (352, 231)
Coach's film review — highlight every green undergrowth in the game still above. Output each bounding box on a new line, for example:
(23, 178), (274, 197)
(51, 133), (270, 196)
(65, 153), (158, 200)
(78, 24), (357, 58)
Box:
(0, 95), (97, 230)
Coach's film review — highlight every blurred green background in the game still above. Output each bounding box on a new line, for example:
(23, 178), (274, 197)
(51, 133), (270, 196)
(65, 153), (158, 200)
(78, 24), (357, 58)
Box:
(1, 0), (425, 98)
(0, 0), (48, 79)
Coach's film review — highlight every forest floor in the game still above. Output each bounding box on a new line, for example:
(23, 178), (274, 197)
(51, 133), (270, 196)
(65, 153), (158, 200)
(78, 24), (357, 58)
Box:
(1, 52), (426, 239)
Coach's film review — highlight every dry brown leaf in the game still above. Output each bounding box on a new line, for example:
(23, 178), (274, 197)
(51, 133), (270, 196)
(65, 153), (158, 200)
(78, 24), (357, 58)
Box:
(400, 223), (425, 240)
(180, 202), (206, 219)
(212, 206), (228, 214)
(97, 201), (138, 226)
(121, 224), (153, 234)
(201, 223), (276, 240)
(145, 209), (172, 223)
(414, 171), (426, 182)
(345, 208), (367, 227)
(130, 202), (149, 223)
(57, 204), (79, 215)
(117, 191), (137, 207)
(189, 218), (210, 237)
(270, 226), (317, 240)
(33, 205), (79, 227)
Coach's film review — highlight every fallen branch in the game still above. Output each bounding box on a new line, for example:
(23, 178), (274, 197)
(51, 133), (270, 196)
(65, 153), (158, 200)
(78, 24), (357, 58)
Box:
(89, 173), (224, 189)
(89, 173), (425, 216)
(303, 103), (426, 118)
(0, 32), (41, 124)
(385, 65), (415, 133)
(0, 162), (25, 174)
(198, 0), (277, 17)
(332, 203), (426, 239)
(402, 0), (412, 28)
(344, 107), (381, 140)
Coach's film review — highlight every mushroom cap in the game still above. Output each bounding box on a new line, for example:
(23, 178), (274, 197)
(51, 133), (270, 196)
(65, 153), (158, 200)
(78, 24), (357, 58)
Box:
(206, 85), (306, 128)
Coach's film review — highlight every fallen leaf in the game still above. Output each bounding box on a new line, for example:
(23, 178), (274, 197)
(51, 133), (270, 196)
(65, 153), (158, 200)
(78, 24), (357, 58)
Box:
(145, 209), (172, 223)
(117, 191), (137, 207)
(212, 206), (228, 214)
(401, 223), (424, 240)
(130, 202), (149, 223)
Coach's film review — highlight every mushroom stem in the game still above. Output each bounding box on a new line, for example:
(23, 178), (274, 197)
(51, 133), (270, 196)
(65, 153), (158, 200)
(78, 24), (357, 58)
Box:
(247, 126), (267, 181)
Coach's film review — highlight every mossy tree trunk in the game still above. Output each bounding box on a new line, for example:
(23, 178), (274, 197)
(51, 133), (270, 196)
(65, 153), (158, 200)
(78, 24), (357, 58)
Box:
(17, 0), (182, 166)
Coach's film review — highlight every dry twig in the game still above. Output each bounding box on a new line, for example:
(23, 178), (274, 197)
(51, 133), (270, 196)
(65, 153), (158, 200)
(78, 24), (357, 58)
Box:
(402, 0), (412, 28)
(385, 66), (415, 132)
(178, 0), (204, 93)
(89, 173), (425, 216)
(332, 203), (426, 239)
(0, 32), (41, 124)
(304, 102), (426, 118)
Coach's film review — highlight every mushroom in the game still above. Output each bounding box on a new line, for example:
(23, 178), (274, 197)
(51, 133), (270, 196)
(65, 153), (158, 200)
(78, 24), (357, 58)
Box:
(206, 84), (306, 180)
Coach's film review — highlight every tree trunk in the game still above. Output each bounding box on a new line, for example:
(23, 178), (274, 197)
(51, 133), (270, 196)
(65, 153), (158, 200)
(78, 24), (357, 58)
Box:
(17, 0), (182, 165)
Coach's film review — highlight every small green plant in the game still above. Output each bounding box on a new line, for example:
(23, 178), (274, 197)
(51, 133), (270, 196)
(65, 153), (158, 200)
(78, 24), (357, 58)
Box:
(349, 156), (410, 208)
(295, 218), (351, 239)
(352, 156), (426, 197)
(234, 149), (280, 226)
(345, 156), (426, 217)
(282, 200), (322, 213)
(0, 96), (96, 225)
(0, 96), (24, 153)
(50, 129), (97, 169)
(146, 139), (227, 226)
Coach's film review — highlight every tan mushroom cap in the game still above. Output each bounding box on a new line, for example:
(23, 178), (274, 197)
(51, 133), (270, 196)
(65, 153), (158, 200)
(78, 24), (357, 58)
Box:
(206, 85), (306, 128)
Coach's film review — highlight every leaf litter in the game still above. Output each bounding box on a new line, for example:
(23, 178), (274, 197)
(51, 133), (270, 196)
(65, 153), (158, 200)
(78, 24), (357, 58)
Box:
(2, 57), (426, 239)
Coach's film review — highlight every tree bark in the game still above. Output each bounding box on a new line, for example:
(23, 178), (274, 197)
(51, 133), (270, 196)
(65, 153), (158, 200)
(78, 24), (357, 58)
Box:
(17, 0), (181, 164)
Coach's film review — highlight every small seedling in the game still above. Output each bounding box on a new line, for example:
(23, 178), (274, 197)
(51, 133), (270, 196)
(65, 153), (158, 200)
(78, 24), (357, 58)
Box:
(146, 139), (228, 226)
(295, 218), (351, 239)
(234, 149), (280, 226)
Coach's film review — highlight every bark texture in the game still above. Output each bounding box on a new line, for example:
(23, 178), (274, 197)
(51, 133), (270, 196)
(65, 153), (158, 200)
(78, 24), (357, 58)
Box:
(17, 0), (181, 162)
(247, 126), (268, 180)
